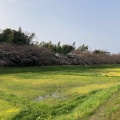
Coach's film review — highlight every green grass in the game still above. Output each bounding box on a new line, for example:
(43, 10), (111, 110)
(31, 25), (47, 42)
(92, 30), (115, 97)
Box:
(0, 99), (20, 120)
(0, 65), (120, 120)
(89, 88), (120, 120)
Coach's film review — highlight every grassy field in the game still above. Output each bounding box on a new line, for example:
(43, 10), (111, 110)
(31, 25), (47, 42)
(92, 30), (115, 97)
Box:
(0, 65), (120, 120)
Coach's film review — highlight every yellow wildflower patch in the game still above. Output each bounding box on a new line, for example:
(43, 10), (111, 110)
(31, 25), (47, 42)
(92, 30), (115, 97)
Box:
(102, 72), (120, 77)
(6, 108), (20, 113)
(68, 82), (120, 95)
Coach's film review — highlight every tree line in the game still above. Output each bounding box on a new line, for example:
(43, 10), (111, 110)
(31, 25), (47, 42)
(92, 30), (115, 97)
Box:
(0, 27), (92, 54)
(0, 27), (119, 67)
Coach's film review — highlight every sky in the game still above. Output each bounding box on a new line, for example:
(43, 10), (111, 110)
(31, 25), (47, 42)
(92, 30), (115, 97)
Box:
(0, 0), (120, 53)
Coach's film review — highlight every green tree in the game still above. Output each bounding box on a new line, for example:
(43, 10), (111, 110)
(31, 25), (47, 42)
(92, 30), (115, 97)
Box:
(93, 49), (108, 54)
(0, 27), (35, 45)
(62, 44), (74, 54)
(77, 44), (88, 52)
(0, 29), (13, 43)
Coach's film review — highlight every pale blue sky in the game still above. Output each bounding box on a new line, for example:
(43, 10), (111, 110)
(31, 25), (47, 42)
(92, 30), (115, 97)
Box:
(0, 0), (120, 53)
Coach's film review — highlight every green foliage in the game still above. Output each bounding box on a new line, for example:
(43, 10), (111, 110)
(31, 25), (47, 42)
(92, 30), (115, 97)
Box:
(93, 49), (109, 54)
(62, 44), (74, 54)
(39, 41), (75, 54)
(0, 27), (35, 45)
(77, 44), (88, 52)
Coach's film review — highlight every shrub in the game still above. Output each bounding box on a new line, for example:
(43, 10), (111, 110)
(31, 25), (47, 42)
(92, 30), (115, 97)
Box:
(0, 44), (57, 66)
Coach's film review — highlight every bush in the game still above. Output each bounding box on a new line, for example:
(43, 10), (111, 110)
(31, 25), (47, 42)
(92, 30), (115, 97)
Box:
(0, 44), (120, 66)
(0, 44), (57, 66)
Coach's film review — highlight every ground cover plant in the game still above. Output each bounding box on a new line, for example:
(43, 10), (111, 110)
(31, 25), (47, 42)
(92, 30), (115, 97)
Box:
(0, 65), (120, 120)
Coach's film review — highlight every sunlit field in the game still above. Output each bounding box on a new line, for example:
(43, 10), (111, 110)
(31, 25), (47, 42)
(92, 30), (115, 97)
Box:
(0, 65), (120, 120)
